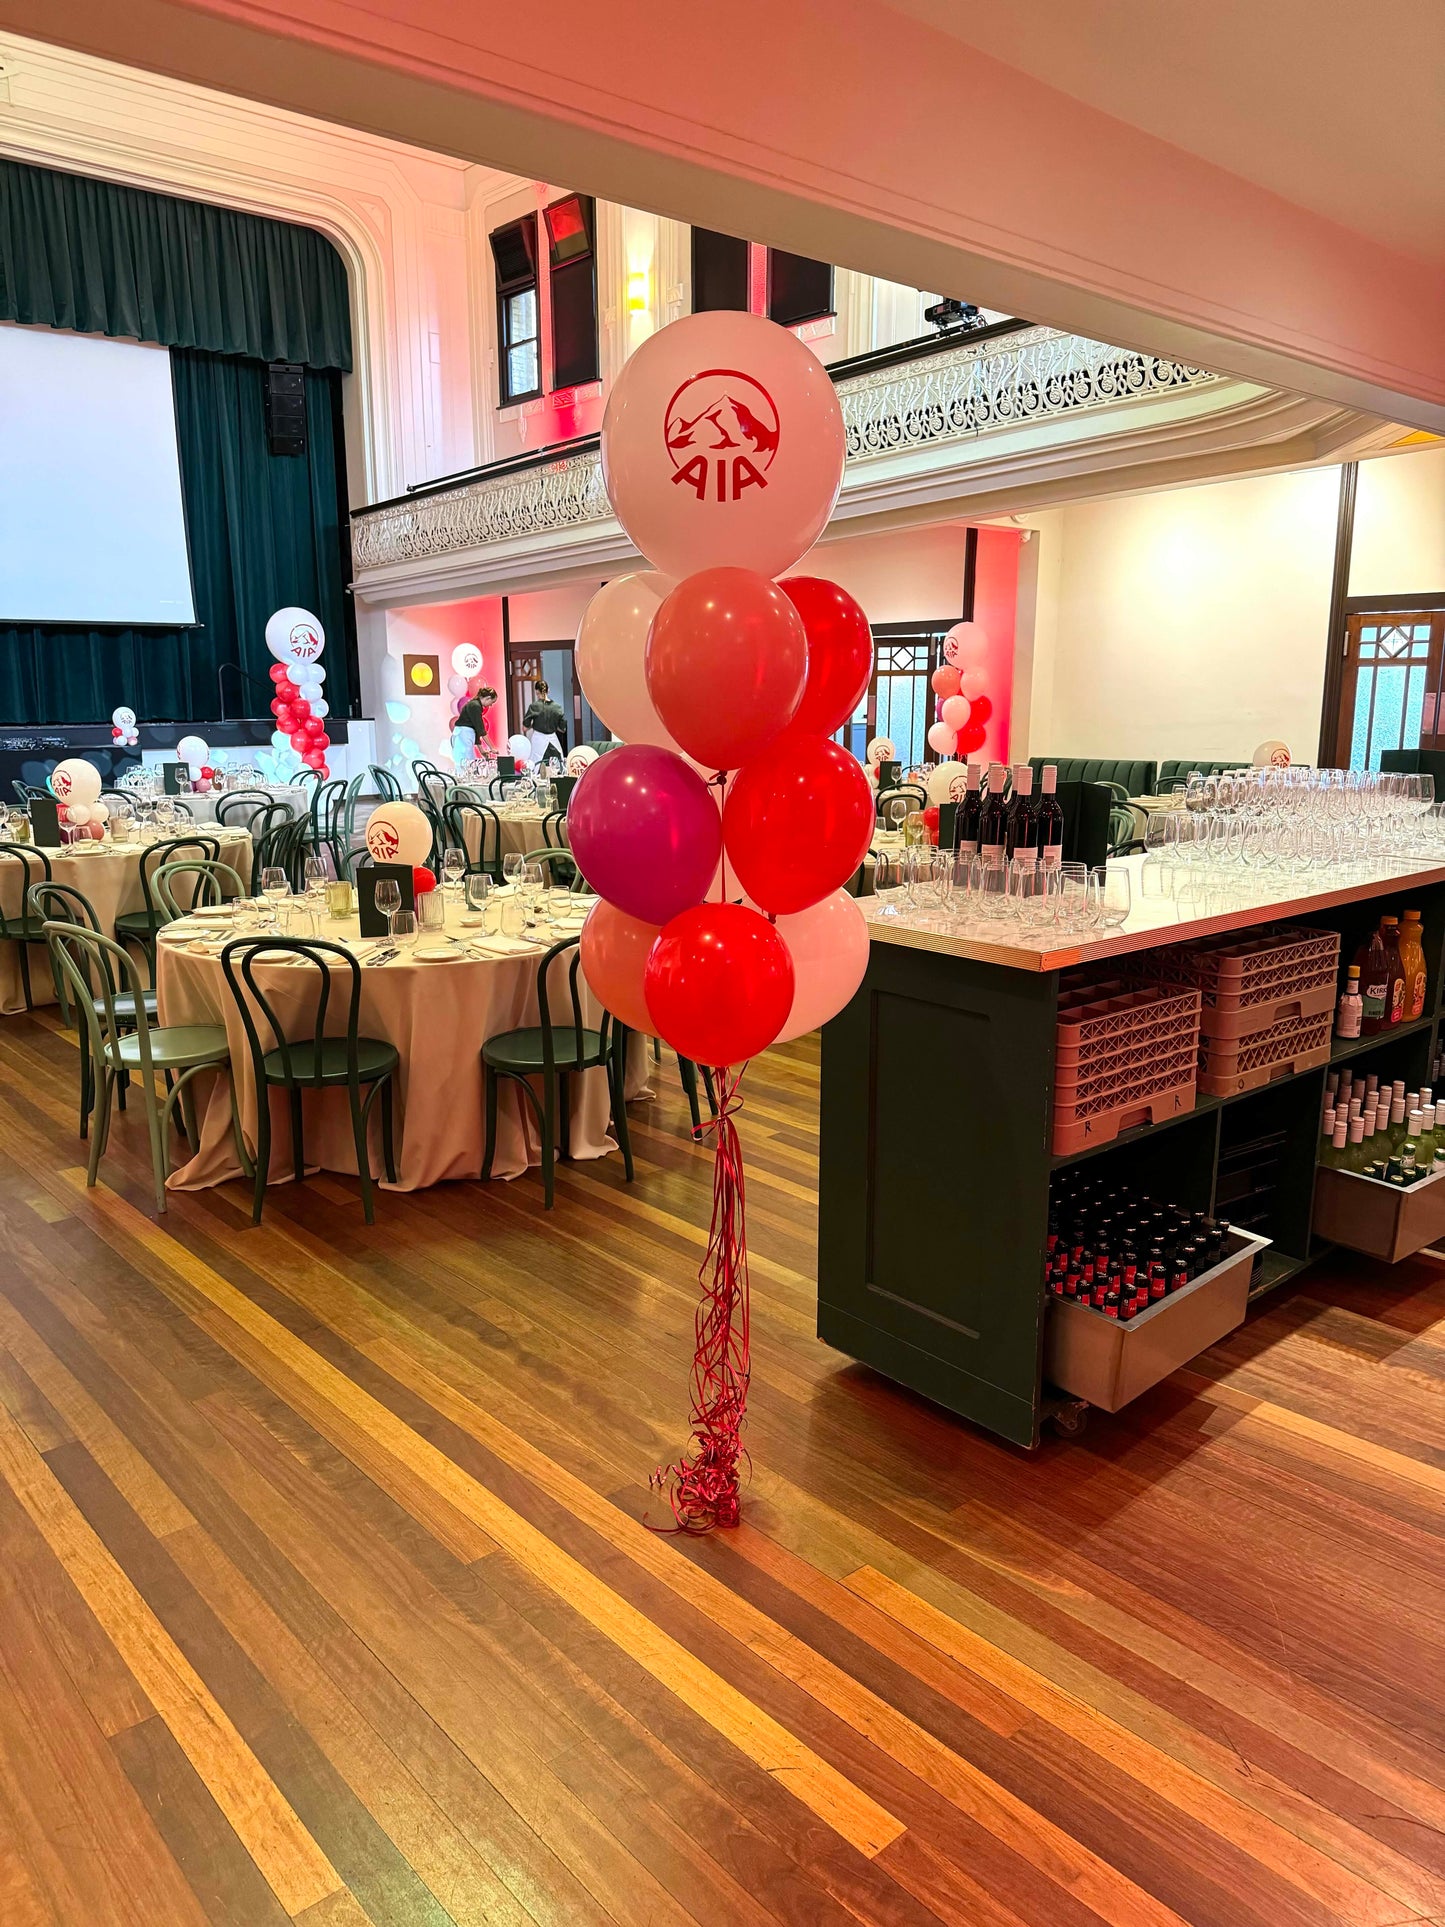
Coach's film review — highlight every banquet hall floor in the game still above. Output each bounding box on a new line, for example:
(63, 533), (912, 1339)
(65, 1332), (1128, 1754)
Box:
(0, 1004), (1441, 1927)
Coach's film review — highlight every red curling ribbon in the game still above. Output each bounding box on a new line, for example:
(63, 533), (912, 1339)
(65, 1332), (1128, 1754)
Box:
(651, 1064), (751, 1532)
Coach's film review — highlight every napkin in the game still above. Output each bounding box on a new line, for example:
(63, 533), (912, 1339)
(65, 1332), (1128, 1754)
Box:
(472, 934), (539, 957)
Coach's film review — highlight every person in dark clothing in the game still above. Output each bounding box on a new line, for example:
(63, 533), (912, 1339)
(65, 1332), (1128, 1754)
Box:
(522, 678), (568, 759)
(456, 683), (497, 746)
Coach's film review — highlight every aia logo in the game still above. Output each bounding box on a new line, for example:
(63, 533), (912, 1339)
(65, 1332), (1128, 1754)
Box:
(290, 623), (322, 662)
(51, 768), (73, 800)
(367, 824), (400, 862)
(665, 368), (779, 503)
(947, 773), (970, 803)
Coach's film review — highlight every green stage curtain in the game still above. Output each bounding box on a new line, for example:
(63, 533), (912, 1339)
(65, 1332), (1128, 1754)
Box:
(0, 350), (352, 726)
(0, 159), (351, 370)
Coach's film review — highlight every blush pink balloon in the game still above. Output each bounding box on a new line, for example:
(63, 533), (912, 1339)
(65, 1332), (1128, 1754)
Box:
(931, 665), (962, 698)
(958, 665), (989, 700)
(774, 892), (870, 1043)
(601, 309), (846, 581)
(574, 571), (678, 750)
(579, 901), (661, 1033)
(566, 744), (721, 926)
(927, 721), (957, 756)
(943, 620), (989, 668)
(940, 695), (972, 731)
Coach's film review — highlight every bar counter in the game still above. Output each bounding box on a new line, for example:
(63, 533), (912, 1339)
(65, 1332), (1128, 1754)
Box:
(817, 851), (1445, 1446)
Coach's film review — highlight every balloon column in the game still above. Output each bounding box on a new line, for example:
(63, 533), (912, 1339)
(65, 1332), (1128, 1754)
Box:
(265, 607), (331, 780)
(571, 310), (874, 1531)
(927, 621), (993, 760)
(110, 706), (139, 751)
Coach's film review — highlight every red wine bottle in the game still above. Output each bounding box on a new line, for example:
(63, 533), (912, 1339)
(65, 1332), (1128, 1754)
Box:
(979, 764), (1009, 861)
(1007, 764), (1038, 863)
(1037, 764), (1064, 869)
(954, 763), (983, 853)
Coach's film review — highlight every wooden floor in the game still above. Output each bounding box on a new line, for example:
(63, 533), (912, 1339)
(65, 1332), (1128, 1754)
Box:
(0, 1008), (1442, 1927)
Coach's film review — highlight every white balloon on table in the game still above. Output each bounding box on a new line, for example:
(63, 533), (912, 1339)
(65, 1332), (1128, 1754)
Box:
(49, 758), (102, 807)
(565, 746), (598, 777)
(65, 802), (93, 827)
(926, 760), (972, 806)
(176, 734), (210, 771)
(363, 802), (432, 868)
(600, 308), (846, 582)
(506, 734), (532, 766)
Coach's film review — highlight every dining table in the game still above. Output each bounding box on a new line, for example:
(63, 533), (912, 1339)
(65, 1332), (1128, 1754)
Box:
(179, 784), (311, 825)
(154, 887), (648, 1191)
(458, 805), (553, 867)
(0, 825), (254, 1014)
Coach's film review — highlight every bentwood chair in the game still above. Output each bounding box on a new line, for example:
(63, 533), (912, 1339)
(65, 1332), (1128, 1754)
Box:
(310, 778), (348, 878)
(115, 835), (219, 979)
(520, 846), (583, 893)
(28, 880), (157, 1135)
(876, 784), (928, 824)
(480, 934), (633, 1210)
(0, 842), (52, 1010)
(251, 806), (305, 890)
(11, 781), (44, 806)
(341, 765), (405, 857)
(215, 789), (277, 832)
(293, 767), (322, 796)
(152, 859), (248, 923)
(44, 922), (242, 1213)
(443, 800), (504, 883)
(220, 938), (399, 1225)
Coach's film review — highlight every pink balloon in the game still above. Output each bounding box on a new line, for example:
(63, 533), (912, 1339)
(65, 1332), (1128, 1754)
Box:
(943, 620), (989, 668)
(579, 901), (661, 1033)
(958, 665), (989, 700)
(574, 572), (679, 750)
(774, 892), (870, 1043)
(931, 665), (962, 698)
(566, 744), (721, 926)
(601, 310), (846, 581)
(940, 695), (972, 731)
(927, 721), (957, 756)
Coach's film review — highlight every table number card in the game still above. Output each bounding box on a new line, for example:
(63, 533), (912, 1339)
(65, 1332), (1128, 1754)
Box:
(28, 796), (61, 848)
(552, 775), (577, 811)
(162, 761), (189, 795)
(497, 756), (517, 777)
(937, 801), (957, 848)
(878, 759), (902, 791)
(357, 862), (415, 939)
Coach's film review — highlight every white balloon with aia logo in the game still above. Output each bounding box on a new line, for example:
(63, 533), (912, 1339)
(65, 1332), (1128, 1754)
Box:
(364, 801), (431, 868)
(265, 606), (326, 667)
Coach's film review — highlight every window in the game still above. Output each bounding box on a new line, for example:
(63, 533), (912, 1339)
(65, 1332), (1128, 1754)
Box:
(691, 227), (749, 312)
(545, 194), (599, 390)
(1335, 610), (1445, 768)
(490, 216), (541, 405)
(768, 249), (834, 328)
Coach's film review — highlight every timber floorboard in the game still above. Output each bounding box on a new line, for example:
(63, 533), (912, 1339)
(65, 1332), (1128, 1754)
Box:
(0, 1008), (1442, 1925)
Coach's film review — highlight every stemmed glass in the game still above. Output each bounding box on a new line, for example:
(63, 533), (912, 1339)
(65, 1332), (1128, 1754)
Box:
(303, 856), (329, 917)
(373, 878), (401, 933)
(442, 847), (467, 892)
(502, 852), (524, 889)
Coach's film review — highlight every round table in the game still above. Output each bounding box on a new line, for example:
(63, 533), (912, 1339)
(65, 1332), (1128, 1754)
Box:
(179, 785), (311, 825)
(154, 894), (647, 1191)
(0, 826), (254, 1014)
(461, 807), (551, 867)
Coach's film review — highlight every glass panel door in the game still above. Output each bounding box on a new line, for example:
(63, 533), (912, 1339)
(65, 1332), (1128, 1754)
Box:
(1336, 613), (1445, 768)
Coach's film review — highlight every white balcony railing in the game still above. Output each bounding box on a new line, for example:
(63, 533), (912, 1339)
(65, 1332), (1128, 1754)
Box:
(350, 325), (1220, 575)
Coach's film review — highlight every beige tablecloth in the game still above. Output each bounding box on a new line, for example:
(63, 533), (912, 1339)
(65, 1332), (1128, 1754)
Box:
(0, 827), (254, 1014)
(461, 808), (550, 867)
(182, 786), (310, 825)
(155, 906), (647, 1190)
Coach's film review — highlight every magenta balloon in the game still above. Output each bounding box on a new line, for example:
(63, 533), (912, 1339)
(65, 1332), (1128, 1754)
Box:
(567, 744), (721, 925)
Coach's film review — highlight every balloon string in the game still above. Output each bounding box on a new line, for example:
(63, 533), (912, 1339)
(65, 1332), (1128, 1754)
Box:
(650, 1064), (751, 1532)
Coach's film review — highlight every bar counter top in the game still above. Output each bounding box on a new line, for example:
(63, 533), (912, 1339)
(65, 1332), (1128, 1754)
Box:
(863, 850), (1445, 973)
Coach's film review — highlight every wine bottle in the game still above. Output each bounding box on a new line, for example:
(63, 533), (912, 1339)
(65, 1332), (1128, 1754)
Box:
(1335, 965), (1363, 1039)
(979, 765), (1009, 862)
(1356, 923), (1391, 1035)
(955, 763), (983, 854)
(1007, 765), (1039, 863)
(1037, 764), (1064, 869)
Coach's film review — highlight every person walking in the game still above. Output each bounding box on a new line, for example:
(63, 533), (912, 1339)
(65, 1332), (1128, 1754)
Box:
(523, 678), (568, 763)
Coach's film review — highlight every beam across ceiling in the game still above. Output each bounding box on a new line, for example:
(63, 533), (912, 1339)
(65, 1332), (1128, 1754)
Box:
(4, 0), (1443, 430)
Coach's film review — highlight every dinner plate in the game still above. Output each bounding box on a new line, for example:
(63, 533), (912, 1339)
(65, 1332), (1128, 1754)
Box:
(190, 905), (240, 921)
(414, 945), (463, 962)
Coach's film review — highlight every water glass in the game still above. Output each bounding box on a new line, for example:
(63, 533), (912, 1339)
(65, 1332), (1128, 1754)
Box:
(418, 888), (446, 932)
(388, 908), (419, 953)
(975, 854), (1009, 922)
(1056, 861), (1093, 932)
(326, 879), (354, 918)
(872, 850), (908, 918)
(1090, 865), (1132, 929)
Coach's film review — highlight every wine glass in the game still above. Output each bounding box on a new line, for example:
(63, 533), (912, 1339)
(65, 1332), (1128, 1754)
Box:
(502, 853), (524, 889)
(260, 866), (289, 909)
(443, 847), (467, 891)
(303, 855), (328, 910)
(373, 878), (401, 930)
(464, 873), (492, 916)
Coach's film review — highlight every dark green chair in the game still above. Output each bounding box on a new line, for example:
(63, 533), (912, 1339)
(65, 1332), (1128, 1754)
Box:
(45, 921), (242, 1214)
(1028, 756), (1157, 800)
(152, 859), (248, 922)
(30, 881), (154, 1136)
(215, 788), (277, 831)
(1156, 759), (1248, 789)
(520, 846), (583, 893)
(541, 811), (571, 849)
(678, 1056), (717, 1132)
(252, 806), (305, 891)
(115, 835), (219, 979)
(480, 934), (633, 1210)
(443, 800), (504, 883)
(220, 938), (399, 1226)
(0, 842), (52, 1010)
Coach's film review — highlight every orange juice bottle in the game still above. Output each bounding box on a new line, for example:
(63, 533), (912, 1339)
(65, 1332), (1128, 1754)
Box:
(1399, 910), (1428, 1021)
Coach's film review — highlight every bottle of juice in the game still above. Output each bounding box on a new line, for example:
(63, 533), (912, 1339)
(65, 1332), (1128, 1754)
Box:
(1356, 923), (1392, 1034)
(1399, 910), (1428, 1020)
(1380, 917), (1408, 1026)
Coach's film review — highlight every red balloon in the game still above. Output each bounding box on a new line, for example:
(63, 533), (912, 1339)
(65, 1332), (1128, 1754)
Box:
(269, 663), (289, 683)
(931, 665), (962, 699)
(723, 730), (874, 915)
(275, 705), (294, 730)
(645, 902), (794, 1069)
(779, 576), (873, 736)
(318, 763), (330, 780)
(968, 695), (993, 727)
(291, 699), (312, 724)
(313, 731), (330, 751)
(645, 567), (806, 770)
(412, 866), (436, 894)
(923, 805), (940, 843)
(304, 748), (326, 768)
(958, 718), (987, 754)
(270, 697), (285, 718)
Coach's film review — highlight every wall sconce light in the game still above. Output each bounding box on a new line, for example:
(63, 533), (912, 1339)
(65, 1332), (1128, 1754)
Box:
(626, 269), (650, 313)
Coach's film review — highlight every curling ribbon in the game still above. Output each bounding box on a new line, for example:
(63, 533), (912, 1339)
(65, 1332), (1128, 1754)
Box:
(651, 1065), (751, 1531)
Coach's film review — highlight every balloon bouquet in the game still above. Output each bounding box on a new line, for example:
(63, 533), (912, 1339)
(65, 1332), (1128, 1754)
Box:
(49, 758), (109, 840)
(568, 310), (875, 1531)
(265, 608), (331, 781)
(927, 621), (993, 762)
(110, 706), (140, 752)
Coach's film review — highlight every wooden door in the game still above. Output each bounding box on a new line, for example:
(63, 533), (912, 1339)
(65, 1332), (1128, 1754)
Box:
(1334, 611), (1445, 768)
